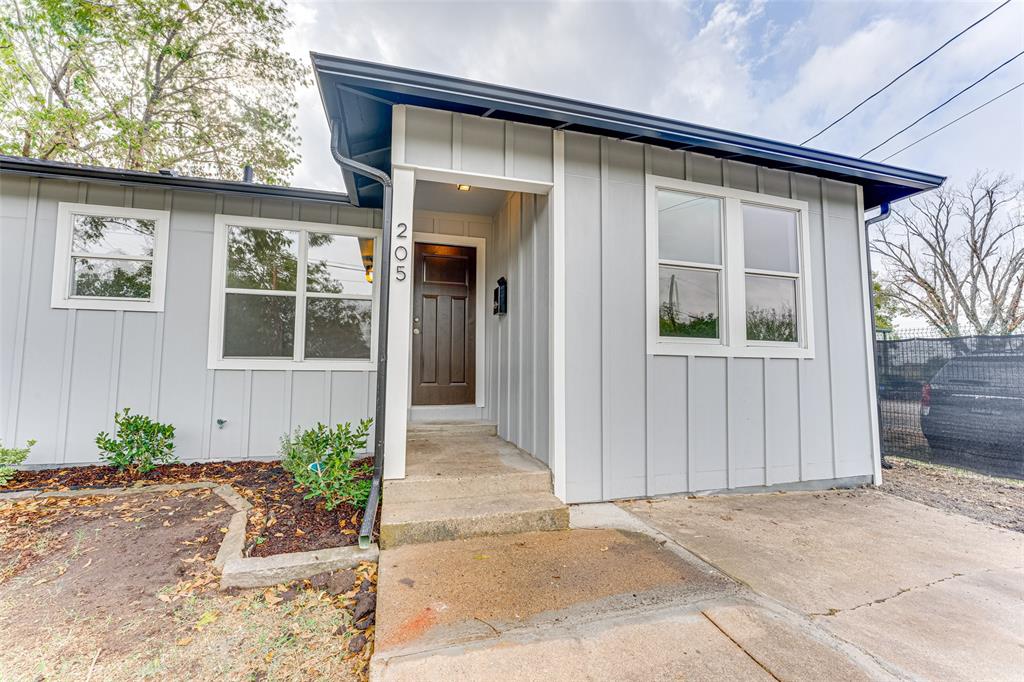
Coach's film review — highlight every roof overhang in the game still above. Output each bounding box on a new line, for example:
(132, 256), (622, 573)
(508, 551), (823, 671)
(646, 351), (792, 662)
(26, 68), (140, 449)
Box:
(312, 53), (945, 210)
(0, 155), (352, 205)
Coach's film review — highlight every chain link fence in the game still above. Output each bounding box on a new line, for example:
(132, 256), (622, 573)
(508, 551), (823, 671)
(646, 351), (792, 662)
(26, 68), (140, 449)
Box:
(875, 329), (1024, 479)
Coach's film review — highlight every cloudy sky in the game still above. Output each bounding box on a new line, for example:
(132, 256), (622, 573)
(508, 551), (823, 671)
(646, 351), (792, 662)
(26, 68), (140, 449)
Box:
(283, 0), (1023, 194)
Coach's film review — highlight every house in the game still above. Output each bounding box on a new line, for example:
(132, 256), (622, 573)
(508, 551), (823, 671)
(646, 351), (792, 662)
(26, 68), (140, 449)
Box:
(0, 55), (944, 507)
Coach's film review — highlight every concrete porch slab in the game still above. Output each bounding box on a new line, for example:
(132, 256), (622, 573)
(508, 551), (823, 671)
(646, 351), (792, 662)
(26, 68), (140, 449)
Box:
(381, 427), (568, 548)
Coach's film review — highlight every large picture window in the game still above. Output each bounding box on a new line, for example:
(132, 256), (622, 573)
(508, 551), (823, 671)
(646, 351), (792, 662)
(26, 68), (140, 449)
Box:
(51, 203), (170, 311)
(646, 176), (813, 358)
(209, 215), (378, 370)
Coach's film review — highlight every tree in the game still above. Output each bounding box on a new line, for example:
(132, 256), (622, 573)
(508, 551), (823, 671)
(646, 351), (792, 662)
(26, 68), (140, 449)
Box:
(871, 272), (899, 332)
(871, 173), (1023, 337)
(0, 0), (305, 184)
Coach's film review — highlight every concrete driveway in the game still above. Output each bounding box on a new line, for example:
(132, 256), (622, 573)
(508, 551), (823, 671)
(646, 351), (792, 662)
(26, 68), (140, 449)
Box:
(622, 489), (1024, 681)
(372, 490), (1023, 681)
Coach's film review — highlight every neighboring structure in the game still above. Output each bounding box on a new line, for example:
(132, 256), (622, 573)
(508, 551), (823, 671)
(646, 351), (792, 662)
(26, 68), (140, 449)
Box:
(0, 56), (944, 503)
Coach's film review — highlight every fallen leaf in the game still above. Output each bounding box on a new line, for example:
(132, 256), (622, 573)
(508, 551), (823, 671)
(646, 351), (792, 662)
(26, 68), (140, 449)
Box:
(264, 651), (275, 663)
(219, 527), (228, 534)
(473, 554), (490, 560)
(176, 636), (193, 646)
(194, 610), (219, 629)
(294, 528), (305, 536)
(264, 590), (283, 606)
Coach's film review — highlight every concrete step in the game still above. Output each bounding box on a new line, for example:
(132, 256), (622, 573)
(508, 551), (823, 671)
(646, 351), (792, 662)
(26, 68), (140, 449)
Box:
(380, 492), (569, 549)
(407, 422), (497, 438)
(384, 468), (552, 504)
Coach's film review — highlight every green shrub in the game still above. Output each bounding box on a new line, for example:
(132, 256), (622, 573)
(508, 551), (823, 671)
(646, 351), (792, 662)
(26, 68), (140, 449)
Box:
(280, 419), (373, 510)
(95, 408), (178, 474)
(0, 439), (35, 487)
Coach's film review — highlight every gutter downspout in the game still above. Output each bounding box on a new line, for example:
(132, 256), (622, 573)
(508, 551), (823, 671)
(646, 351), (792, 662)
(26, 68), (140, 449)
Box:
(330, 120), (393, 549)
(865, 201), (892, 473)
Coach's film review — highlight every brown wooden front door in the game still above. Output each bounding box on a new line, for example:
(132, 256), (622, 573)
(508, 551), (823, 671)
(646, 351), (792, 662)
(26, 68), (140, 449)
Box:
(412, 243), (476, 405)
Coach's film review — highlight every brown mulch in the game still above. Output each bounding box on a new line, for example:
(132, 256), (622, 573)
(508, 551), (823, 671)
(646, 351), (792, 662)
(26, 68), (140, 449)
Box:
(879, 457), (1024, 533)
(4, 460), (371, 557)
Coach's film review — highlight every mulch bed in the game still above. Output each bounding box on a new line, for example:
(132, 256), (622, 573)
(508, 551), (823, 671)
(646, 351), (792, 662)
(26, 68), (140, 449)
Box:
(3, 460), (373, 557)
(879, 457), (1024, 533)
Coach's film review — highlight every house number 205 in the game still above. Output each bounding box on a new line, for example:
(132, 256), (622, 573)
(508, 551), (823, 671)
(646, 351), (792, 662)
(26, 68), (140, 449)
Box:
(394, 222), (409, 281)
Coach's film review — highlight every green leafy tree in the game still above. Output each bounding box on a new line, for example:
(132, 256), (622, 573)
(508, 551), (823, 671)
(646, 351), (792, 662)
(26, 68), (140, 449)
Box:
(871, 272), (900, 333)
(1, 0), (305, 183)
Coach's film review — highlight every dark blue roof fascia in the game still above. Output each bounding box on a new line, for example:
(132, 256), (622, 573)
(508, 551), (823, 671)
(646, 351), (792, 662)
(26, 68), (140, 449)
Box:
(0, 155), (352, 205)
(311, 54), (945, 209)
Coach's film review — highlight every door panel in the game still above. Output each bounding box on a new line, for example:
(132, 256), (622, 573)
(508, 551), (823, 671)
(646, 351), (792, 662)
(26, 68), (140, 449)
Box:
(412, 244), (476, 405)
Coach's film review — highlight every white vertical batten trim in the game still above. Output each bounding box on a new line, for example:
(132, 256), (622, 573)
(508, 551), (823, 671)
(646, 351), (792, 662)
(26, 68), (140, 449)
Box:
(392, 105), (407, 165)
(241, 369), (253, 457)
(820, 179), (840, 480)
(201, 194), (224, 460)
(598, 137), (609, 500)
(150, 190), (171, 416)
(55, 182), (88, 463)
(549, 130), (567, 501)
(504, 122), (515, 178)
(722, 159), (734, 490)
(643, 145), (656, 497)
(788, 173), (805, 483)
(107, 311), (124, 427)
(451, 114), (463, 170)
(7, 177), (39, 447)
(856, 185), (884, 485)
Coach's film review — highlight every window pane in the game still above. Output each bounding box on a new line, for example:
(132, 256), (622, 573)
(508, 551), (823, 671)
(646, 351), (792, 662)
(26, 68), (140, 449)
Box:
(658, 266), (719, 339)
(226, 226), (298, 291)
(72, 214), (154, 257)
(746, 275), (798, 342)
(306, 233), (374, 295)
(743, 204), (799, 272)
(223, 293), (295, 357)
(71, 257), (152, 299)
(657, 189), (722, 265)
(305, 298), (372, 359)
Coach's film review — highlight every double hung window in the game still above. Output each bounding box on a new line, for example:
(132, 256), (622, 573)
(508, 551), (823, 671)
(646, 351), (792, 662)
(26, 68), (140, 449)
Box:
(646, 176), (813, 358)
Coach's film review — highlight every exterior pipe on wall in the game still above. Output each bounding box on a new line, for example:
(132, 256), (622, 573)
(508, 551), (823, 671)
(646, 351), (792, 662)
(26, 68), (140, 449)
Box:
(330, 120), (394, 549)
(864, 201), (891, 472)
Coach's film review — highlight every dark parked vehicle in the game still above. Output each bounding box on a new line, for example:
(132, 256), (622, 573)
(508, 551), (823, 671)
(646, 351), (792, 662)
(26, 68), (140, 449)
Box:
(920, 354), (1024, 479)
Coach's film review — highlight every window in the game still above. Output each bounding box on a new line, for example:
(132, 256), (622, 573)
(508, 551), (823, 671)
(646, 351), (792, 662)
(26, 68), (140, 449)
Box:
(646, 176), (813, 358)
(209, 215), (378, 370)
(51, 203), (170, 311)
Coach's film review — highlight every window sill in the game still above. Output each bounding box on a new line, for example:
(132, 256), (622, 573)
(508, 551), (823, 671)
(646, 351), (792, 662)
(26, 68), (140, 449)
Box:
(51, 298), (164, 312)
(649, 340), (814, 360)
(207, 358), (375, 371)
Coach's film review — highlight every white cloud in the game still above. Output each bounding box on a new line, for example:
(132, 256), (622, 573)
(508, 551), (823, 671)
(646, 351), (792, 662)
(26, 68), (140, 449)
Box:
(284, 0), (1024, 192)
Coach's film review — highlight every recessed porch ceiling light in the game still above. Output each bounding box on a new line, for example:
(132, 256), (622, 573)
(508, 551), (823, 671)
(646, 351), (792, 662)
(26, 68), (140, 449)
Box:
(456, 184), (471, 191)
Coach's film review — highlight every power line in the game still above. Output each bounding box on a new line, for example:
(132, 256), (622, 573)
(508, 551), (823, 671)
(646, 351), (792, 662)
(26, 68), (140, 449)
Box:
(800, 0), (1015, 145)
(880, 81), (1024, 162)
(860, 50), (1024, 158)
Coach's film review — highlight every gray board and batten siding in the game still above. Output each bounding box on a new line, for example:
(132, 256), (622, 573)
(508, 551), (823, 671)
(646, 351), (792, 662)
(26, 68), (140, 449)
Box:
(1, 173), (381, 467)
(401, 105), (876, 504)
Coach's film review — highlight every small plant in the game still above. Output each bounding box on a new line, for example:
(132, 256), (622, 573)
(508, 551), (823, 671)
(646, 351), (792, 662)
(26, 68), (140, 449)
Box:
(95, 408), (178, 474)
(0, 439), (35, 487)
(280, 419), (373, 510)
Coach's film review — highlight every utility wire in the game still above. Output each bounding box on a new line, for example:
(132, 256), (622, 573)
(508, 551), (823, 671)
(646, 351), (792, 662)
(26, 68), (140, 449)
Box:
(880, 81), (1024, 162)
(800, 0), (1015, 145)
(860, 50), (1024, 158)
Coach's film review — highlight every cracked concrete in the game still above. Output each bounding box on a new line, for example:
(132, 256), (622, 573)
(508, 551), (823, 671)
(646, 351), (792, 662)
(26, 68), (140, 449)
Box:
(623, 488), (1024, 681)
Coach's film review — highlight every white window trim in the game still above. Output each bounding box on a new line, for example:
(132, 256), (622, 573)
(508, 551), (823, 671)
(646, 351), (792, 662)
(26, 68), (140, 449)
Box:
(51, 202), (170, 312)
(207, 214), (380, 371)
(645, 175), (815, 359)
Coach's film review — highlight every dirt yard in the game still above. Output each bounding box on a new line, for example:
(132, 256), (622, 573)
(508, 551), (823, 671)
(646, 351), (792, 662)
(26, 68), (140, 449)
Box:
(879, 457), (1024, 532)
(4, 460), (368, 557)
(0, 488), (374, 681)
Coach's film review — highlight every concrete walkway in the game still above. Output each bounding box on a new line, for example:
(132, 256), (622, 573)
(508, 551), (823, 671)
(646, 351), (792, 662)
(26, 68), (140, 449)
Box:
(622, 489), (1024, 681)
(372, 489), (1024, 680)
